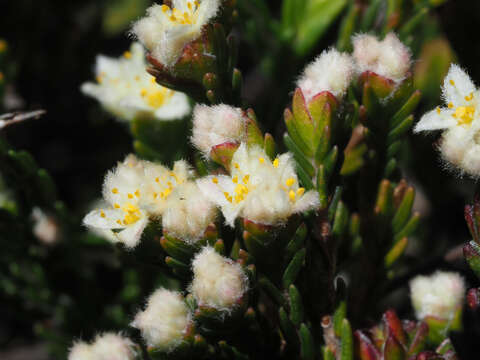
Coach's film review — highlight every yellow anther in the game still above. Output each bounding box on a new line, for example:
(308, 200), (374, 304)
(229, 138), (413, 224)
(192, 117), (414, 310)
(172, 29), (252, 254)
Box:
(273, 158), (279, 168)
(455, 106), (476, 125)
(242, 175), (250, 184)
(150, 77), (156, 84)
(212, 177), (218, 184)
(134, 190), (140, 197)
(123, 51), (132, 59)
(286, 178), (295, 187)
(100, 211), (106, 218)
(234, 184), (248, 196)
(112, 188), (119, 194)
(164, 188), (172, 197)
(224, 192), (233, 203)
(466, 92), (474, 101)
(194, 0), (199, 5)
(448, 102), (454, 109)
(161, 4), (169, 12)
(96, 75), (103, 84)
(289, 190), (296, 201)
(187, 2), (192, 9)
(436, 107), (441, 114)
(0, 40), (7, 53)
(114, 203), (120, 209)
(128, 193), (133, 199)
(450, 79), (455, 86)
(232, 176), (238, 184)
(167, 181), (173, 187)
(155, 177), (159, 182)
(153, 192), (158, 199)
(134, 75), (140, 81)
(145, 88), (170, 108)
(259, 157), (265, 164)
(297, 188), (305, 196)
(140, 88), (147, 97)
(170, 15), (176, 21)
(234, 162), (239, 169)
(116, 220), (122, 225)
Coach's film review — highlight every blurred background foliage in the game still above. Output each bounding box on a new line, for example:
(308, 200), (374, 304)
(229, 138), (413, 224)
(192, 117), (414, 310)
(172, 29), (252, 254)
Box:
(1, 0), (480, 358)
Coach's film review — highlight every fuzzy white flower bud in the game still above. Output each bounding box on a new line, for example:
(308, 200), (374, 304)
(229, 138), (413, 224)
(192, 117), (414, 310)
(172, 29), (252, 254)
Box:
(163, 181), (217, 243)
(132, 0), (221, 68)
(68, 342), (96, 360)
(91, 333), (137, 360)
(32, 207), (60, 245)
(191, 104), (246, 157)
(131, 288), (190, 350)
(296, 48), (355, 102)
(190, 247), (248, 310)
(409, 271), (465, 321)
(81, 42), (190, 122)
(352, 33), (411, 82)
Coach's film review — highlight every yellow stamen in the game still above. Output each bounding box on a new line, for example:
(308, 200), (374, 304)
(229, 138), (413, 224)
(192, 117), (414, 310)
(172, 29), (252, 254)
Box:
(155, 177), (160, 183)
(286, 178), (295, 187)
(232, 176), (238, 184)
(100, 211), (106, 218)
(123, 51), (132, 59)
(297, 188), (305, 196)
(140, 88), (147, 97)
(259, 157), (265, 164)
(450, 79), (455, 86)
(134, 190), (140, 197)
(0, 40), (7, 53)
(114, 203), (120, 209)
(436, 107), (441, 114)
(187, 2), (192, 9)
(116, 220), (122, 225)
(154, 192), (158, 199)
(234, 162), (239, 169)
(212, 177), (218, 184)
(112, 188), (119, 194)
(289, 190), (296, 201)
(273, 158), (279, 168)
(465, 92), (474, 101)
(161, 4), (169, 12)
(448, 102), (454, 109)
(242, 175), (250, 184)
(455, 106), (476, 125)
(128, 193), (133, 199)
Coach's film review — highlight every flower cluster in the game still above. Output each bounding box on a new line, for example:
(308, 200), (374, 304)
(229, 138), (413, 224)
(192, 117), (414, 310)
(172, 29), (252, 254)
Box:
(132, 0), (221, 68)
(83, 154), (215, 247)
(414, 64), (480, 177)
(81, 42), (190, 122)
(296, 33), (411, 102)
(69, 333), (137, 360)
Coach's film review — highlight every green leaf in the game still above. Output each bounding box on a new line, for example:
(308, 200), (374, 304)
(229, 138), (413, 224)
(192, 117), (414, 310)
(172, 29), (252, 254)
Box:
(285, 223), (308, 262)
(387, 115), (414, 143)
(384, 237), (408, 268)
(390, 90), (422, 129)
(392, 187), (415, 233)
(341, 319), (353, 360)
(394, 212), (420, 243)
(283, 134), (316, 178)
(333, 301), (347, 337)
(337, 2), (360, 52)
(258, 276), (285, 306)
(279, 307), (299, 346)
(288, 284), (304, 326)
(282, 248), (306, 288)
(264, 133), (276, 159)
(332, 201), (349, 238)
(300, 323), (315, 360)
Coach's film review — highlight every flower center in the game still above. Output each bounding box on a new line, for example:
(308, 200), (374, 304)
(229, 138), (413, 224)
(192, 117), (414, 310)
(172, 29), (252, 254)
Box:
(453, 106), (476, 126)
(162, 1), (200, 26)
(121, 203), (141, 225)
(140, 79), (173, 109)
(152, 171), (184, 200)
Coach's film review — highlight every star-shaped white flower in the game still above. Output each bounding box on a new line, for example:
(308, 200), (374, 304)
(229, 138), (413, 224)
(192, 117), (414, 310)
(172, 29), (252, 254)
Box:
(197, 143), (320, 226)
(132, 0), (221, 68)
(415, 64), (480, 176)
(81, 42), (190, 122)
(83, 155), (149, 248)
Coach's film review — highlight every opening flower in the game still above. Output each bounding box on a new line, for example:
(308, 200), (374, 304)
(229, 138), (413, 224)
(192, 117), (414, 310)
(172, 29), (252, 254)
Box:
(414, 64), (480, 176)
(81, 42), (190, 122)
(83, 155), (149, 248)
(132, 0), (221, 68)
(196, 143), (320, 226)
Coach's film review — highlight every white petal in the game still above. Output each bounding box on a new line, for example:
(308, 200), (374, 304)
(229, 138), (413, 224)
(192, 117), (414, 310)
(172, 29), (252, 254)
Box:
(83, 209), (125, 229)
(414, 109), (456, 133)
(196, 175), (233, 207)
(117, 215), (149, 248)
(442, 64), (476, 106)
(293, 191), (320, 213)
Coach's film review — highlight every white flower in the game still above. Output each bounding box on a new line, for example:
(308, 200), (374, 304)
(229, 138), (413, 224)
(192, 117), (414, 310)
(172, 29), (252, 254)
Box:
(132, 0), (221, 68)
(83, 155), (149, 249)
(190, 246), (247, 310)
(410, 271), (465, 321)
(162, 181), (217, 243)
(352, 33), (411, 82)
(414, 64), (480, 177)
(196, 143), (320, 226)
(142, 159), (192, 216)
(31, 207), (59, 245)
(81, 42), (190, 122)
(191, 104), (246, 157)
(68, 342), (96, 360)
(296, 48), (355, 102)
(91, 333), (137, 360)
(131, 288), (190, 350)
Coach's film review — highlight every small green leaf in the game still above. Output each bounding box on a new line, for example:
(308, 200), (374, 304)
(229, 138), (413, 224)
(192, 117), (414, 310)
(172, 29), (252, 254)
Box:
(288, 284), (304, 326)
(384, 237), (408, 268)
(282, 248), (306, 288)
(333, 301), (347, 337)
(392, 187), (415, 233)
(341, 319), (353, 360)
(300, 323), (315, 360)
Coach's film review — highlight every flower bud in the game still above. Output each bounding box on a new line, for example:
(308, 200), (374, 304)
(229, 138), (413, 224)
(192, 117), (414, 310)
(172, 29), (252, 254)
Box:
(296, 48), (355, 102)
(352, 33), (411, 83)
(68, 342), (95, 360)
(190, 247), (248, 310)
(191, 104), (246, 158)
(409, 271), (465, 321)
(91, 333), (137, 360)
(162, 181), (217, 243)
(131, 288), (191, 351)
(32, 207), (60, 245)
